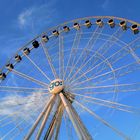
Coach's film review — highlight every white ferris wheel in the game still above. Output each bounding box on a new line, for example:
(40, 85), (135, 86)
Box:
(0, 16), (140, 140)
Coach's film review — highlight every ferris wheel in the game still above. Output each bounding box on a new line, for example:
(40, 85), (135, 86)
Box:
(0, 16), (140, 140)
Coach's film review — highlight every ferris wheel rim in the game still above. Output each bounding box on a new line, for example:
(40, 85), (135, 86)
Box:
(0, 15), (140, 139)
(0, 16), (140, 75)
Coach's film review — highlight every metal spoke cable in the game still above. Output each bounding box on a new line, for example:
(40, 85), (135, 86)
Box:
(71, 61), (140, 87)
(0, 86), (48, 93)
(0, 97), (47, 128)
(11, 69), (48, 87)
(69, 37), (140, 84)
(70, 104), (93, 140)
(71, 92), (136, 110)
(24, 53), (51, 82)
(65, 29), (82, 82)
(1, 104), (43, 140)
(72, 82), (140, 90)
(40, 41), (58, 79)
(65, 26), (104, 83)
(0, 120), (25, 140)
(63, 29), (82, 80)
(83, 99), (138, 114)
(59, 34), (64, 80)
(75, 100), (130, 140)
(96, 27), (124, 55)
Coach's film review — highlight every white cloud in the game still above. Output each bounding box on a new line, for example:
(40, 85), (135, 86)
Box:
(0, 92), (50, 122)
(18, 8), (33, 27)
(101, 0), (110, 11)
(17, 2), (58, 32)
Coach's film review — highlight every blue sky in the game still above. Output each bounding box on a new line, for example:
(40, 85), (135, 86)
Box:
(0, 0), (140, 139)
(0, 0), (140, 68)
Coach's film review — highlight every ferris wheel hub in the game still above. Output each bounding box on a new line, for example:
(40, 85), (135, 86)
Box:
(48, 79), (64, 94)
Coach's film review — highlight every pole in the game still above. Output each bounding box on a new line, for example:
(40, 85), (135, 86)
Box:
(36, 99), (54, 140)
(59, 93), (84, 140)
(24, 95), (55, 140)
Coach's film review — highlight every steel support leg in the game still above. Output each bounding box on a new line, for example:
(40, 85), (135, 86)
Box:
(59, 93), (84, 140)
(36, 99), (55, 140)
(24, 95), (55, 140)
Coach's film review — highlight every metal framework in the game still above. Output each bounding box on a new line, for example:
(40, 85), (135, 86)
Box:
(0, 16), (140, 140)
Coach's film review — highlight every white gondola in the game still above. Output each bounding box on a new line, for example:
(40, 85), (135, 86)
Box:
(73, 23), (80, 30)
(63, 26), (70, 32)
(42, 35), (49, 42)
(96, 19), (104, 27)
(0, 73), (6, 80)
(131, 24), (139, 34)
(15, 54), (22, 62)
(119, 21), (127, 30)
(6, 63), (14, 71)
(85, 20), (92, 28)
(32, 40), (39, 48)
(52, 30), (59, 36)
(108, 19), (115, 28)
(23, 48), (30, 55)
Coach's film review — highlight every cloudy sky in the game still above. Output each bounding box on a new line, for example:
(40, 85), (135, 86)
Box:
(0, 0), (140, 68)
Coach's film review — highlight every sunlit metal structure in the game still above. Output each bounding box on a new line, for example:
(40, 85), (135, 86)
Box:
(0, 16), (140, 140)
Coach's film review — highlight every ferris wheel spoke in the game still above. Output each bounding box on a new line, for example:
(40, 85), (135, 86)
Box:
(40, 41), (58, 79)
(0, 119), (16, 128)
(93, 68), (140, 87)
(9, 122), (31, 140)
(0, 120), (25, 140)
(66, 26), (105, 83)
(11, 69), (48, 87)
(67, 51), (99, 84)
(0, 115), (25, 129)
(65, 66), (89, 88)
(23, 53), (51, 82)
(59, 35), (64, 80)
(0, 94), (49, 125)
(72, 82), (140, 91)
(75, 100), (130, 140)
(0, 105), (42, 140)
(72, 86), (140, 94)
(90, 44), (140, 80)
(65, 30), (82, 82)
(0, 86), (48, 94)
(69, 37), (140, 84)
(92, 37), (140, 77)
(71, 61), (140, 87)
(85, 26), (104, 50)
(67, 27), (123, 83)
(72, 92), (135, 109)
(83, 99), (138, 114)
(70, 103), (93, 139)
(0, 96), (49, 110)
(97, 27), (124, 55)
(64, 29), (82, 80)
